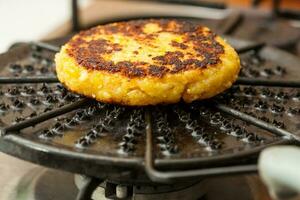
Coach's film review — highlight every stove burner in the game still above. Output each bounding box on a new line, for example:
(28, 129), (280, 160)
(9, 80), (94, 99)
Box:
(5, 167), (266, 200)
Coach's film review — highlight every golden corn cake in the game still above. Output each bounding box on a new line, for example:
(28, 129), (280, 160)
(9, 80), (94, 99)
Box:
(55, 19), (240, 105)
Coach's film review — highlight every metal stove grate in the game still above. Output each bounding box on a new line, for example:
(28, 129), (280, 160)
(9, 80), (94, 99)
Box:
(0, 37), (299, 184)
(0, 18), (299, 200)
(1, 1), (300, 199)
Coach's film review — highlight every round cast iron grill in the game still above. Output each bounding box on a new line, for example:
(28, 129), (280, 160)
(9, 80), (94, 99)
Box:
(0, 25), (299, 184)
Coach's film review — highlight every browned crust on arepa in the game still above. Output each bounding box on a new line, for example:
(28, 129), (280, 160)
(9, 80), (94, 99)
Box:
(65, 19), (225, 78)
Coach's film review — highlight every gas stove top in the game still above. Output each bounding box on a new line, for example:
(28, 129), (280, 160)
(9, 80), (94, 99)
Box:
(0, 1), (300, 200)
(1, 165), (266, 200)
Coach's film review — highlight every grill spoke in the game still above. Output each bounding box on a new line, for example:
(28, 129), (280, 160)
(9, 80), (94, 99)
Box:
(0, 98), (90, 136)
(236, 42), (265, 54)
(219, 11), (243, 35)
(0, 76), (59, 84)
(235, 78), (300, 88)
(214, 103), (300, 141)
(31, 42), (60, 52)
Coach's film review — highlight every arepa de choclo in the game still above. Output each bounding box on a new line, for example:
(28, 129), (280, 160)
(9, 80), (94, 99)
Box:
(55, 19), (240, 105)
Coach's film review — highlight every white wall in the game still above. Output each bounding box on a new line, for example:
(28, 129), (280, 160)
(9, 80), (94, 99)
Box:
(0, 0), (88, 53)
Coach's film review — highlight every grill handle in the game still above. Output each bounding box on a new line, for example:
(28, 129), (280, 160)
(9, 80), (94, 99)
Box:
(259, 146), (300, 200)
(145, 155), (257, 183)
(144, 110), (257, 183)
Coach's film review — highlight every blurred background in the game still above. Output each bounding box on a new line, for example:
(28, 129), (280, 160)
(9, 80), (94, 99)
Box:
(1, 0), (300, 53)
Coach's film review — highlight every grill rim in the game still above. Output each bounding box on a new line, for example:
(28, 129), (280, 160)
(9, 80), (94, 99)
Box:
(0, 26), (299, 182)
(0, 133), (293, 171)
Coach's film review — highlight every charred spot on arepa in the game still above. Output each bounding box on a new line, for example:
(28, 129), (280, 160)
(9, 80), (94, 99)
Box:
(64, 19), (225, 78)
(148, 65), (169, 77)
(171, 40), (188, 50)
